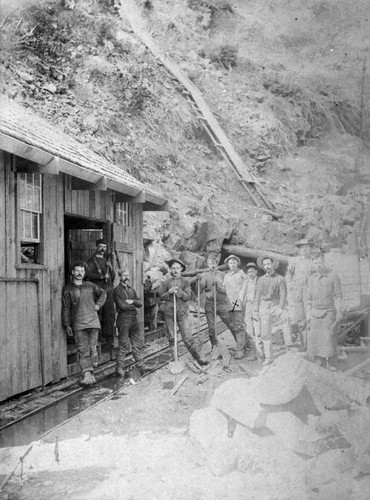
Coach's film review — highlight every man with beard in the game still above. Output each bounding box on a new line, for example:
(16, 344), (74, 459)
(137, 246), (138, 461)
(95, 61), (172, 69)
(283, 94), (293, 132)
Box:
(62, 262), (107, 385)
(86, 238), (116, 343)
(159, 258), (208, 366)
(113, 268), (144, 377)
(253, 256), (293, 365)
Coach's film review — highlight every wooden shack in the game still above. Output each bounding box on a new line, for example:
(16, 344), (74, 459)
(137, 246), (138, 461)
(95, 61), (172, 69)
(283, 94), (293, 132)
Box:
(0, 96), (167, 402)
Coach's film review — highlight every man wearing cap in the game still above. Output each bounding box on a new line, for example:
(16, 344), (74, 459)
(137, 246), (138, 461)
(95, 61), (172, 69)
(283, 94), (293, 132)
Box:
(223, 254), (248, 359)
(113, 268), (144, 377)
(253, 256), (293, 365)
(306, 252), (343, 369)
(159, 258), (207, 365)
(239, 262), (260, 361)
(285, 239), (314, 348)
(86, 239), (116, 343)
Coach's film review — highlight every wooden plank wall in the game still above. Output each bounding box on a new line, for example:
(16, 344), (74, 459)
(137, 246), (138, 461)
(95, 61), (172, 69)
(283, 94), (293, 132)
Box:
(0, 281), (41, 401)
(0, 153), (66, 402)
(64, 177), (107, 220)
(43, 174), (66, 382)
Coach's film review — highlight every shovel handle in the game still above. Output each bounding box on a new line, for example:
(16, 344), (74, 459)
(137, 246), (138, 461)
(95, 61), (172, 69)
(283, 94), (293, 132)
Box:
(173, 293), (178, 362)
(213, 282), (217, 336)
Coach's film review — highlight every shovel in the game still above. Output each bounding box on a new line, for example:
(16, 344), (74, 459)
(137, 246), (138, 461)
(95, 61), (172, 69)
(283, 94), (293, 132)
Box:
(169, 292), (185, 374)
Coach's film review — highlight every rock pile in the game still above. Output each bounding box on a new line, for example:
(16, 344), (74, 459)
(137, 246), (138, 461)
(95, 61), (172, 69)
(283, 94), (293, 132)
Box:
(189, 352), (370, 496)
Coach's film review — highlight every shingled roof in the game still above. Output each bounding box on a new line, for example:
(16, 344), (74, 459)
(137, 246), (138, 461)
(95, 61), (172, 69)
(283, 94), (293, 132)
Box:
(0, 95), (167, 209)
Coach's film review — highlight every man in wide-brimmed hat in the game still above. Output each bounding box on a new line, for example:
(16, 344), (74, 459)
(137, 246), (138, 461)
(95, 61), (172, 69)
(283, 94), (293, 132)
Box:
(159, 258), (208, 365)
(285, 238), (314, 348)
(239, 262), (260, 361)
(253, 255), (293, 365)
(223, 254), (248, 359)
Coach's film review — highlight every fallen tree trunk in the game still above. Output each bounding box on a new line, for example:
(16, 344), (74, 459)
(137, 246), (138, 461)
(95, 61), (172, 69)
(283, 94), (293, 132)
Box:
(222, 244), (290, 265)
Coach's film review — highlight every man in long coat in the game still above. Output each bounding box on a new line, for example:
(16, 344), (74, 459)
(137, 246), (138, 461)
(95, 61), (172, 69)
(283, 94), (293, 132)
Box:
(306, 253), (343, 369)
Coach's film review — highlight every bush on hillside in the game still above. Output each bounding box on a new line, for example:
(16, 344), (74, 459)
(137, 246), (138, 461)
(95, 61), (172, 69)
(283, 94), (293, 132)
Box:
(263, 72), (362, 144)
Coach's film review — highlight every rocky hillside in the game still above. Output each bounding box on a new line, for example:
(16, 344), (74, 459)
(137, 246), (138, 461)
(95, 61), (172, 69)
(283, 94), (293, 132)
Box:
(1, 0), (369, 258)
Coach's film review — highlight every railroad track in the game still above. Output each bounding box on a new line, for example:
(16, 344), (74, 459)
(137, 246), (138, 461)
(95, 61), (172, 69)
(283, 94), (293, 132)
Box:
(0, 315), (227, 436)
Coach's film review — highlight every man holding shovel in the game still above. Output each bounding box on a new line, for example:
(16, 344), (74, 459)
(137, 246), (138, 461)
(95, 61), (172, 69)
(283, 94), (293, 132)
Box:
(159, 258), (208, 366)
(197, 253), (233, 360)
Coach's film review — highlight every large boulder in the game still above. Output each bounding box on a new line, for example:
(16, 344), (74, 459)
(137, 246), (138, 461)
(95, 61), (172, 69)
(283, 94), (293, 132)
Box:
(210, 378), (266, 429)
(256, 352), (311, 405)
(188, 407), (228, 449)
(206, 441), (240, 477)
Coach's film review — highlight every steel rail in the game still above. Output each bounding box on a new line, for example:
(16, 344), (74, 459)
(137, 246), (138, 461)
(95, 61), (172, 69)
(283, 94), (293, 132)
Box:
(0, 317), (226, 434)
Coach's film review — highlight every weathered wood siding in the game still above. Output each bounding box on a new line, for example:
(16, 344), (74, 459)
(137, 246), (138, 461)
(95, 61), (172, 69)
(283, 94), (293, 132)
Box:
(64, 176), (109, 220)
(0, 152), (66, 402)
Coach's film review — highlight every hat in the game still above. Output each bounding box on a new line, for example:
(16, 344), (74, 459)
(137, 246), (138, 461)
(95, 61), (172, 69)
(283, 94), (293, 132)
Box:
(165, 258), (186, 272)
(224, 254), (241, 265)
(96, 238), (107, 246)
(295, 239), (314, 247)
(245, 262), (258, 270)
(256, 255), (280, 270)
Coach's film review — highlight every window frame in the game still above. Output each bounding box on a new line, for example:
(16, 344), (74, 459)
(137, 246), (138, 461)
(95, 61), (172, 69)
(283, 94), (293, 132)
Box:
(114, 201), (131, 227)
(16, 168), (44, 266)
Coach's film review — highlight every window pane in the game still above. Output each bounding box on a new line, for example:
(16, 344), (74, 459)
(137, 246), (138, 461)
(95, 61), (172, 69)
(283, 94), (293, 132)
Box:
(33, 173), (41, 187)
(19, 176), (26, 209)
(32, 213), (39, 240)
(26, 184), (33, 209)
(33, 186), (41, 212)
(23, 211), (32, 240)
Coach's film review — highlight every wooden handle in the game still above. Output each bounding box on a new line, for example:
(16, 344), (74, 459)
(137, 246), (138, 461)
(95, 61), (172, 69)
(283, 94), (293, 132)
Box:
(173, 293), (178, 362)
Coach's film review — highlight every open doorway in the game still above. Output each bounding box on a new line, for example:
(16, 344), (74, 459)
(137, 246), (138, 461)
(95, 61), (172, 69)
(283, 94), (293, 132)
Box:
(64, 215), (114, 375)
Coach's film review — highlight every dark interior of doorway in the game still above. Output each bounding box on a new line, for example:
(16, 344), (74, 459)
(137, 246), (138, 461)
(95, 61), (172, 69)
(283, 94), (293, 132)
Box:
(64, 214), (104, 283)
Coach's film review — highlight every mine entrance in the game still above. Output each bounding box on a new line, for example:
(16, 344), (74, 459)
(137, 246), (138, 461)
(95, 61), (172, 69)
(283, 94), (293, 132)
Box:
(64, 215), (113, 375)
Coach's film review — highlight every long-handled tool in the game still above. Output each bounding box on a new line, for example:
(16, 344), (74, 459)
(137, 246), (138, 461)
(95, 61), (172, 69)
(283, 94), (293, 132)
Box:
(169, 292), (185, 374)
(197, 279), (202, 343)
(213, 281), (230, 366)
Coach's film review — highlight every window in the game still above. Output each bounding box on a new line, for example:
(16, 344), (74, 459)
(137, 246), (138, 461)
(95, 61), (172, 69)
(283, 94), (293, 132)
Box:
(115, 202), (130, 226)
(18, 172), (43, 264)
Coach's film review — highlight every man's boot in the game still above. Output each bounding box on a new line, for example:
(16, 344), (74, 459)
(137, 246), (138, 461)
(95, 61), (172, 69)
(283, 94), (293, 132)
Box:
(80, 370), (95, 386)
(233, 350), (246, 360)
(116, 364), (126, 377)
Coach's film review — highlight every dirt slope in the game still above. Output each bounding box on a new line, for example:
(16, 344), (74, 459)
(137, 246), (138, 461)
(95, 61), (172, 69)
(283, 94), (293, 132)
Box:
(0, 0), (369, 256)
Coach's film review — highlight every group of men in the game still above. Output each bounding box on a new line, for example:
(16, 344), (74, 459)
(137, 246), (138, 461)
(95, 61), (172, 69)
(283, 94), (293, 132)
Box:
(197, 238), (344, 369)
(62, 236), (344, 386)
(62, 239), (145, 385)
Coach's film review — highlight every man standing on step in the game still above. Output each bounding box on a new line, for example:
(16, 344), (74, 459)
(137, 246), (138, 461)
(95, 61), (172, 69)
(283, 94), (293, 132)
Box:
(86, 238), (116, 343)
(62, 262), (107, 386)
(239, 262), (260, 361)
(159, 258), (208, 366)
(285, 238), (314, 348)
(253, 256), (293, 366)
(306, 252), (343, 370)
(197, 253), (232, 360)
(223, 254), (248, 359)
(113, 268), (144, 377)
